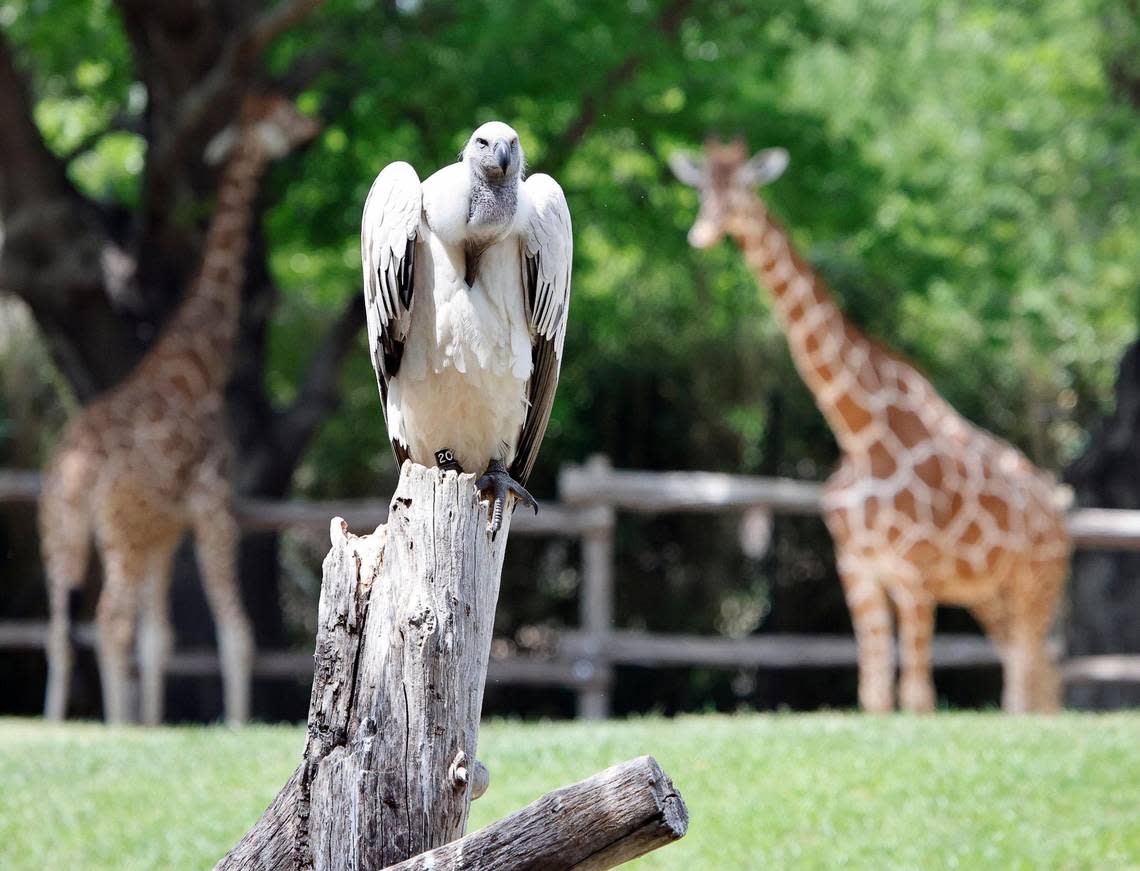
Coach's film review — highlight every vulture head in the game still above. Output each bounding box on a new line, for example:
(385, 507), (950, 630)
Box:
(669, 136), (788, 248)
(464, 121), (524, 185)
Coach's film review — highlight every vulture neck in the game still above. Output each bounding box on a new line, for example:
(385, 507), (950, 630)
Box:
(468, 173), (519, 234)
(731, 193), (883, 453)
(465, 173), (519, 285)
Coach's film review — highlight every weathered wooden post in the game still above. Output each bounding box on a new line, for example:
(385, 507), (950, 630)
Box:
(566, 454), (617, 720)
(216, 462), (687, 870)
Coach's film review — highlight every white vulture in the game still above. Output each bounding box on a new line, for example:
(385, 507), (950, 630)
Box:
(361, 121), (572, 535)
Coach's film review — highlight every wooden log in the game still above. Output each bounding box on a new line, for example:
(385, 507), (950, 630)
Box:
(215, 462), (512, 870)
(215, 766), (304, 870)
(385, 755), (688, 871)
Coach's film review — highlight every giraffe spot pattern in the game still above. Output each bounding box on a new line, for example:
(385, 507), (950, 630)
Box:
(38, 95), (318, 724)
(686, 139), (1069, 711)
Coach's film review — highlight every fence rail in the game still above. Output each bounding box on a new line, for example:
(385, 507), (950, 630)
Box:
(558, 462), (1140, 549)
(3, 459), (1140, 718)
(0, 469), (607, 536)
(0, 621), (595, 688)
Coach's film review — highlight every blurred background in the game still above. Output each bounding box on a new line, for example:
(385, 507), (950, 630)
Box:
(1, 0), (1138, 723)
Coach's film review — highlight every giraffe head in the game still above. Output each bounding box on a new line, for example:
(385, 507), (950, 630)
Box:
(669, 137), (789, 248)
(205, 93), (321, 165)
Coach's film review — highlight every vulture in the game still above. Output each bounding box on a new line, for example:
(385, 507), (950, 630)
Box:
(361, 122), (573, 535)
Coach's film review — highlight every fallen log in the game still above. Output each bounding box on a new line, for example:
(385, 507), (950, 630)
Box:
(386, 755), (687, 871)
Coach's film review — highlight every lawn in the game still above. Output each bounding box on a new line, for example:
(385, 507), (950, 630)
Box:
(1, 713), (1137, 870)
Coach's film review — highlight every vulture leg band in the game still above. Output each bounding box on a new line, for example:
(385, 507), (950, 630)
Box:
(434, 448), (463, 471)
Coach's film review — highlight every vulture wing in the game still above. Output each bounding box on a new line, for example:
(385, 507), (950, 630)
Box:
(361, 161), (421, 465)
(512, 173), (573, 484)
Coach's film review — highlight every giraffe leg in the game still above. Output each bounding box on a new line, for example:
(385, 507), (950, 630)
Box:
(970, 596), (1019, 711)
(40, 452), (94, 722)
(191, 497), (252, 726)
(890, 586), (936, 713)
(1007, 614), (1059, 714)
(837, 557), (895, 713)
(1028, 640), (1061, 713)
(44, 582), (79, 721)
(976, 579), (1059, 715)
(1026, 559), (1066, 712)
(137, 542), (178, 726)
(95, 550), (144, 724)
(1001, 629), (1037, 715)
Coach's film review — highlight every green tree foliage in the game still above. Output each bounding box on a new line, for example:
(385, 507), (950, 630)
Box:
(3, 0), (1138, 712)
(7, 0), (1137, 480)
(265, 0), (1140, 491)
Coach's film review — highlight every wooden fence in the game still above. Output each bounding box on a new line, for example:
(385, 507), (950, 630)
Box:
(3, 459), (1140, 719)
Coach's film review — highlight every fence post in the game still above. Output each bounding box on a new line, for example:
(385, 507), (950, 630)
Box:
(575, 454), (616, 720)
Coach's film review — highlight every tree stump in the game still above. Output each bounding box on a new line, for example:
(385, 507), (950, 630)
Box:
(216, 462), (687, 870)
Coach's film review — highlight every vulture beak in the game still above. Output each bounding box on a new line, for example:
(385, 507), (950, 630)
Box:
(493, 139), (511, 173)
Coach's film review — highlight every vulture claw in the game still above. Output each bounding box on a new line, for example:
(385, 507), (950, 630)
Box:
(476, 461), (538, 539)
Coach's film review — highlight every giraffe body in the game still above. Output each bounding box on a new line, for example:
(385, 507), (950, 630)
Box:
(672, 139), (1070, 712)
(40, 95), (319, 725)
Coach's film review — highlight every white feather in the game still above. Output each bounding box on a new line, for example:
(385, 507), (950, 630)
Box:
(519, 174), (573, 355)
(421, 163), (471, 246)
(361, 133), (572, 477)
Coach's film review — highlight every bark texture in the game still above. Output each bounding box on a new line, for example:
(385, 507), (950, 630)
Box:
(216, 462), (511, 869)
(382, 755), (688, 871)
(216, 462), (689, 870)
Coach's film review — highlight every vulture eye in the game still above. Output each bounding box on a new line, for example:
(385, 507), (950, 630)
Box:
(475, 138), (488, 148)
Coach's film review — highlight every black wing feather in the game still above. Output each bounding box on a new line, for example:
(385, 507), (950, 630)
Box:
(511, 174), (572, 485)
(361, 162), (421, 470)
(510, 329), (559, 485)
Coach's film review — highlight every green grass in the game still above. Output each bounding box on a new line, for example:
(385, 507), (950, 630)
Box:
(1, 714), (1138, 870)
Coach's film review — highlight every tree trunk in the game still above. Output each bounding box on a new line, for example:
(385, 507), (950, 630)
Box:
(217, 462), (512, 869)
(1064, 338), (1140, 708)
(216, 462), (690, 870)
(2, 3), (357, 721)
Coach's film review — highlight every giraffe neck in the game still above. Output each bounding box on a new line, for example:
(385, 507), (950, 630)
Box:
(732, 194), (878, 452)
(155, 140), (268, 396)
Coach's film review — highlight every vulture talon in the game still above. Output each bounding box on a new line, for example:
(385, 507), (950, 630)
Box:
(476, 461), (538, 539)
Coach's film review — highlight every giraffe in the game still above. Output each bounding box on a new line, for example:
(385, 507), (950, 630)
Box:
(671, 138), (1071, 713)
(39, 94), (320, 725)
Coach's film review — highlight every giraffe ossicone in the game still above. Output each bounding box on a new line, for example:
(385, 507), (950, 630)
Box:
(673, 137), (1071, 713)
